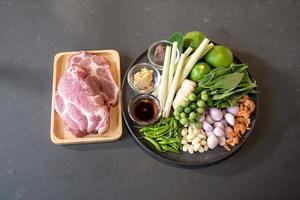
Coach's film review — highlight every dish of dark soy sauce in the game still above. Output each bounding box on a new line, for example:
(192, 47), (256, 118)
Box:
(133, 99), (158, 122)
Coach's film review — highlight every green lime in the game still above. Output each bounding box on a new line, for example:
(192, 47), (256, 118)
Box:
(204, 45), (233, 68)
(183, 31), (205, 50)
(189, 62), (211, 81)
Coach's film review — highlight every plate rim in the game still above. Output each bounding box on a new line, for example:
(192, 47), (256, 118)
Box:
(122, 49), (259, 166)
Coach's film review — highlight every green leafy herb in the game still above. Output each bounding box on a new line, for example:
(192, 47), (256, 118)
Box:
(195, 63), (257, 108)
(168, 32), (184, 53)
(209, 72), (244, 90)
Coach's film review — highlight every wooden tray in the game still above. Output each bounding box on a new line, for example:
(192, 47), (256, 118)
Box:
(50, 50), (122, 145)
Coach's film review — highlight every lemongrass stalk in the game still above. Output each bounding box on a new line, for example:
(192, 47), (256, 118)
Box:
(167, 42), (178, 93)
(162, 47), (193, 118)
(203, 43), (214, 55)
(157, 46), (171, 109)
(178, 38), (210, 88)
(182, 43), (214, 66)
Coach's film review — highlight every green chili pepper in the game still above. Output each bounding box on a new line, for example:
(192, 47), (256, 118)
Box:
(144, 137), (162, 152)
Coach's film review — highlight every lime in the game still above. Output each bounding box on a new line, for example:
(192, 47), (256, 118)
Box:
(183, 31), (205, 50)
(189, 62), (211, 81)
(204, 45), (233, 68)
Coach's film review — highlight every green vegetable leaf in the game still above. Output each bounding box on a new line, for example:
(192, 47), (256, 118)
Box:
(168, 32), (183, 53)
(209, 72), (244, 90)
(212, 83), (257, 100)
(229, 63), (249, 72)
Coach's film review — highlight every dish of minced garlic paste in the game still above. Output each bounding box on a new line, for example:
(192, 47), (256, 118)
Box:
(133, 68), (153, 90)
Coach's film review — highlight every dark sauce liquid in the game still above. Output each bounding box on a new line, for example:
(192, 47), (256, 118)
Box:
(134, 99), (158, 122)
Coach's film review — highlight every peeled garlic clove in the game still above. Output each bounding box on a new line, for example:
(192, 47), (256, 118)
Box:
(192, 137), (201, 145)
(199, 146), (205, 153)
(198, 133), (206, 139)
(188, 145), (194, 154)
(193, 143), (200, 151)
(187, 132), (196, 140)
(200, 140), (207, 146)
(225, 113), (235, 126)
(213, 127), (225, 137)
(203, 145), (209, 151)
(218, 136), (226, 146)
(182, 144), (189, 152)
(181, 128), (188, 136)
(181, 139), (188, 145)
(193, 128), (201, 135)
(207, 134), (219, 149)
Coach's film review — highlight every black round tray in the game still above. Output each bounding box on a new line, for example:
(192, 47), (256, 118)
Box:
(122, 50), (258, 167)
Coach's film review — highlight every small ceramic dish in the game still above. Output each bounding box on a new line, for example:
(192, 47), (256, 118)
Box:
(127, 63), (160, 94)
(128, 94), (162, 126)
(147, 40), (180, 70)
(50, 50), (122, 145)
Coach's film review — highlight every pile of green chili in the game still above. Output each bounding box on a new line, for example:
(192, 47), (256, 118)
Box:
(139, 117), (182, 153)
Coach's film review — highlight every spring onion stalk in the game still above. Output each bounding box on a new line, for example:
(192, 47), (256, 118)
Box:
(158, 46), (171, 109)
(178, 38), (210, 88)
(162, 47), (193, 118)
(167, 42), (178, 93)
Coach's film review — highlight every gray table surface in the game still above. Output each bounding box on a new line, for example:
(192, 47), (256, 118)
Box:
(0, 0), (299, 199)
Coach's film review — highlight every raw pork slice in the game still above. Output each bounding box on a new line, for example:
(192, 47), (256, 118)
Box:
(54, 51), (119, 137)
(68, 51), (119, 106)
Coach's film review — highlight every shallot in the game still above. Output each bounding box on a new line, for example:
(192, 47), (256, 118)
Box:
(203, 121), (213, 132)
(224, 126), (233, 139)
(214, 122), (224, 129)
(205, 131), (214, 137)
(219, 119), (228, 126)
(199, 114), (205, 122)
(218, 136), (226, 146)
(205, 115), (215, 124)
(225, 113), (235, 126)
(213, 127), (225, 137)
(227, 106), (239, 116)
(207, 134), (219, 149)
(209, 108), (223, 121)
